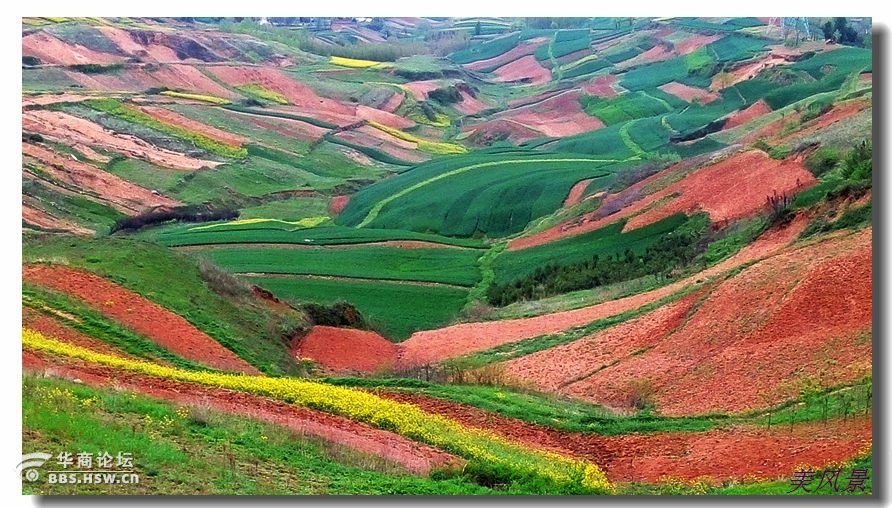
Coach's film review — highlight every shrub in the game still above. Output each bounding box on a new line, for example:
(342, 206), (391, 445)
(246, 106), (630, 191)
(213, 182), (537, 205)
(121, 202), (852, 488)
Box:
(842, 139), (872, 181)
(804, 146), (840, 177)
(301, 301), (368, 329)
(110, 205), (239, 233)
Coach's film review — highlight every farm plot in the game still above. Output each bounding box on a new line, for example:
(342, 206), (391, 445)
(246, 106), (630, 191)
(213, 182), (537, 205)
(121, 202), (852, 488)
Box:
(338, 153), (625, 238)
(193, 245), (483, 287)
(492, 213), (694, 285)
(246, 276), (470, 341)
(152, 222), (486, 248)
(580, 91), (673, 125)
(450, 33), (521, 64)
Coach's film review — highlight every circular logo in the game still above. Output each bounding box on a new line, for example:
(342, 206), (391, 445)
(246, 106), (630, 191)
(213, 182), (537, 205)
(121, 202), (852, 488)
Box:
(24, 469), (40, 482)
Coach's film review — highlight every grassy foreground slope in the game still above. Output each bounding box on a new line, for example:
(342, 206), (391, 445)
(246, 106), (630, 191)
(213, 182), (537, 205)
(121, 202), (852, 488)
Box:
(23, 234), (304, 375)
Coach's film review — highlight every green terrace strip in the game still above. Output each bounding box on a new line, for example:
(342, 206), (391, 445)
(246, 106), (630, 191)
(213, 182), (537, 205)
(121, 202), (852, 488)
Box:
(245, 275), (469, 341)
(323, 134), (415, 167)
(341, 154), (625, 237)
(24, 331), (614, 494)
(450, 283), (703, 370)
(85, 99), (248, 158)
(159, 91), (232, 105)
(222, 105), (339, 129)
(197, 244), (484, 287)
(23, 285), (213, 372)
(234, 83), (290, 105)
(21, 375), (498, 495)
(151, 223), (487, 249)
(324, 377), (720, 436)
(24, 235), (302, 376)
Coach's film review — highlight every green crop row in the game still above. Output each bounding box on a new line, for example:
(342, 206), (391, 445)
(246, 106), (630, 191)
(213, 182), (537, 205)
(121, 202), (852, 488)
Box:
(86, 99), (248, 158)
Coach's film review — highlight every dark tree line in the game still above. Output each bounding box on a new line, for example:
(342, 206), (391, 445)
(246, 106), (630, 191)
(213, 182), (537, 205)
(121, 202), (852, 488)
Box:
(487, 228), (704, 307)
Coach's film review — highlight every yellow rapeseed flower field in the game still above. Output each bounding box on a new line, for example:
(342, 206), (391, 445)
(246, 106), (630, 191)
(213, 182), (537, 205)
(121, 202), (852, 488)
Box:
(23, 329), (613, 493)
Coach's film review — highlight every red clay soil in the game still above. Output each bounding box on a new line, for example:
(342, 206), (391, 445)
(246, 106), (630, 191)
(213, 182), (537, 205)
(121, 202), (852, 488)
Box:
(492, 56), (552, 86)
(206, 66), (413, 130)
(583, 75), (619, 98)
(622, 150), (817, 231)
(453, 90), (489, 116)
(658, 82), (719, 104)
(22, 142), (181, 214)
(710, 55), (790, 91)
(504, 293), (703, 392)
(775, 99), (871, 145)
(334, 131), (427, 163)
(402, 80), (442, 100)
(22, 203), (94, 235)
(674, 34), (723, 55)
(24, 307), (123, 358)
(206, 66), (356, 125)
(69, 64), (241, 99)
(399, 214), (810, 368)
(508, 147), (807, 250)
(723, 99), (772, 130)
(493, 89), (604, 138)
(462, 118), (545, 145)
(616, 45), (674, 70)
(22, 264), (259, 375)
(561, 229), (872, 415)
(23, 351), (461, 476)
(859, 72), (872, 83)
(23, 110), (217, 170)
(740, 110), (805, 144)
(138, 106), (246, 147)
(379, 391), (871, 484)
(231, 109), (329, 143)
(379, 90), (405, 113)
(22, 31), (126, 66)
(294, 326), (398, 374)
(465, 38), (549, 72)
(328, 195), (351, 216)
(563, 178), (595, 207)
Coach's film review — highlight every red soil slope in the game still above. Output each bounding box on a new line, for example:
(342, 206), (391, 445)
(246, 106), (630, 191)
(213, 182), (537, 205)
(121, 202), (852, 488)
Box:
(22, 31), (125, 65)
(560, 230), (872, 415)
(24, 351), (460, 476)
(22, 203), (94, 235)
(659, 82), (719, 104)
(563, 179), (595, 207)
(723, 99), (772, 130)
(23, 264), (259, 374)
(478, 89), (604, 139)
(382, 391), (871, 484)
(398, 214), (809, 367)
(23, 307), (135, 359)
(22, 142), (181, 214)
(623, 150), (816, 231)
(492, 56), (552, 86)
(583, 75), (619, 98)
(294, 326), (397, 374)
(138, 106), (246, 147)
(510, 149), (815, 250)
(465, 37), (549, 72)
(328, 195), (351, 216)
(23, 110), (216, 170)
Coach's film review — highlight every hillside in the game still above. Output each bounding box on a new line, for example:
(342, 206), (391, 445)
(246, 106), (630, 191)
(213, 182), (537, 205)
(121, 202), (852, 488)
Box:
(21, 16), (873, 496)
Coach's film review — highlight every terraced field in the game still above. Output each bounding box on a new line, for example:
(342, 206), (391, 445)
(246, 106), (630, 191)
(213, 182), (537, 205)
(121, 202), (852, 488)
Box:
(21, 16), (873, 497)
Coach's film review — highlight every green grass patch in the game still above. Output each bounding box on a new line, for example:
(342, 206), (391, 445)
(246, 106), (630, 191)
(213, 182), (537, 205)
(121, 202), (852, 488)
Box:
(22, 375), (497, 495)
(85, 99), (247, 158)
(245, 275), (469, 341)
(23, 235), (303, 376)
(195, 244), (483, 287)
